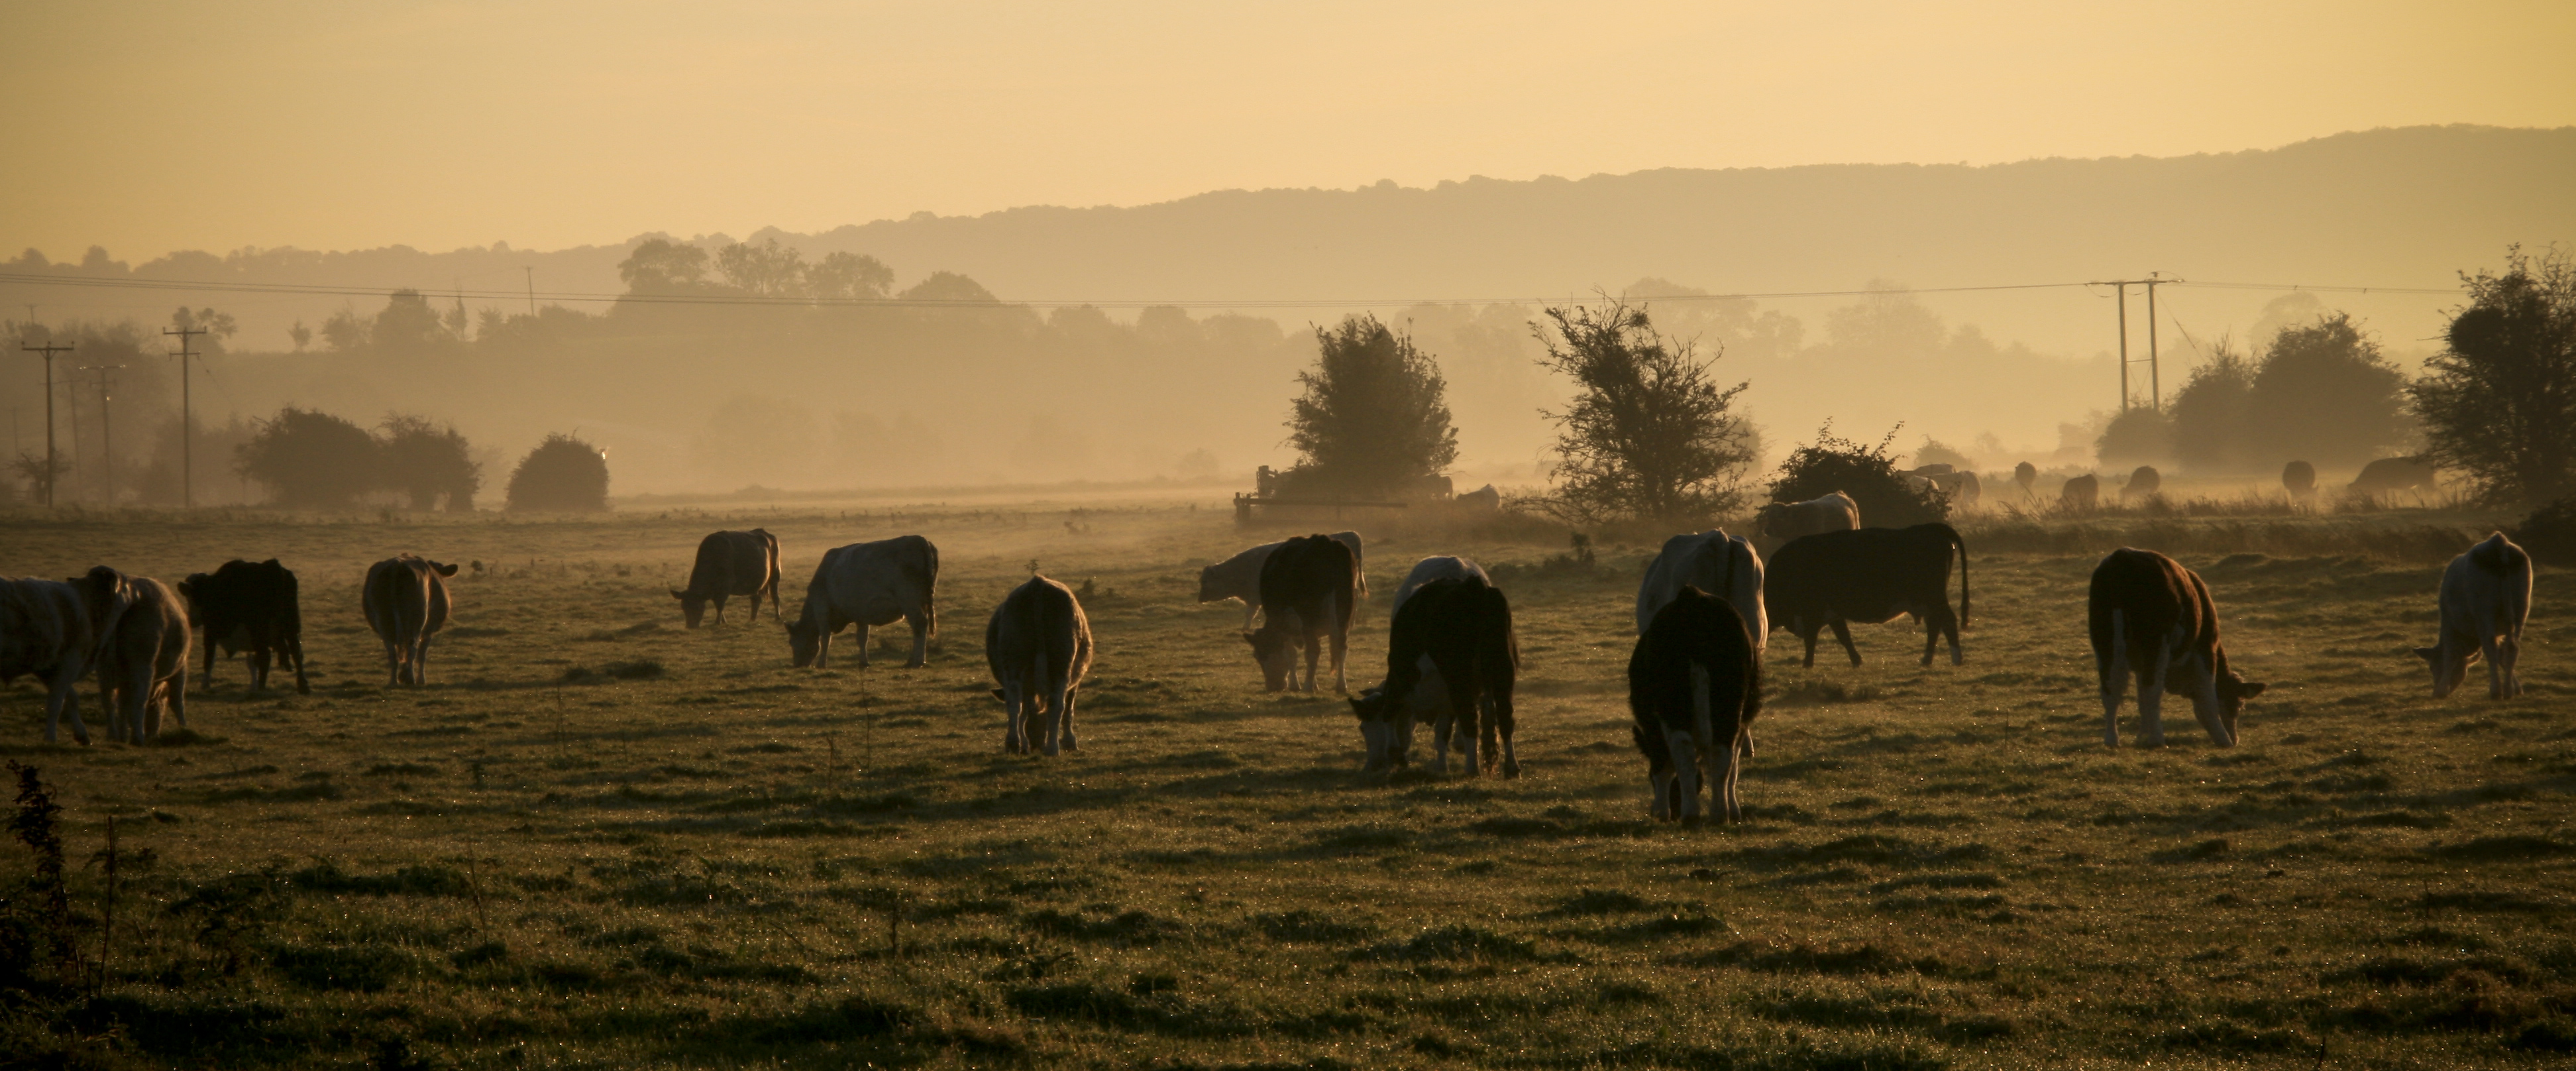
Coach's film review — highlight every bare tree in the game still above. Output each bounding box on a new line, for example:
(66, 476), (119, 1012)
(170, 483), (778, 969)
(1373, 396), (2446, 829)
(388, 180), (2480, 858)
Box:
(2413, 245), (2576, 504)
(1533, 300), (1754, 522)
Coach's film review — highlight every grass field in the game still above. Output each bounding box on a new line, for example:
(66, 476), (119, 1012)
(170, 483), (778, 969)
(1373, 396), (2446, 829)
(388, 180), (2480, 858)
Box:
(3, 502), (2573, 1069)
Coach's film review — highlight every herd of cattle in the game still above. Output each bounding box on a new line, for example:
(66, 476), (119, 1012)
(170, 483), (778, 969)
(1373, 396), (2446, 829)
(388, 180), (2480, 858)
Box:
(0, 494), (2536, 823)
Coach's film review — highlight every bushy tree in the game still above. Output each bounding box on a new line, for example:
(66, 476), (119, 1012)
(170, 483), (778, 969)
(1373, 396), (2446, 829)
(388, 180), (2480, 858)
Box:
(2246, 313), (2413, 469)
(1282, 314), (1458, 497)
(507, 433), (610, 512)
(2413, 246), (2576, 504)
(2095, 407), (2175, 469)
(1913, 437), (1974, 471)
(1768, 423), (1947, 528)
(236, 408), (378, 507)
(377, 415), (482, 512)
(1534, 301), (1753, 522)
(2169, 341), (2257, 473)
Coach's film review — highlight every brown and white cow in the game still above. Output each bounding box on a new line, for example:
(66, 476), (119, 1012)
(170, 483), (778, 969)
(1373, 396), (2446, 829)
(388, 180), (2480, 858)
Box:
(2, 577), (95, 744)
(364, 555), (456, 687)
(1350, 566), (1518, 777)
(1243, 534), (1356, 693)
(672, 528), (781, 628)
(2088, 548), (2265, 748)
(1751, 491), (1860, 556)
(1201, 530), (1364, 628)
(787, 535), (939, 669)
(1630, 585), (1761, 822)
(987, 575), (1093, 756)
(75, 566), (193, 743)
(2416, 532), (2531, 701)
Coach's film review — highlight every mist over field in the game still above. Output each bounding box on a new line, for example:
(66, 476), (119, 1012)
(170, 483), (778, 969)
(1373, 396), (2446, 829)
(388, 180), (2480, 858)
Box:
(5, 125), (2568, 501)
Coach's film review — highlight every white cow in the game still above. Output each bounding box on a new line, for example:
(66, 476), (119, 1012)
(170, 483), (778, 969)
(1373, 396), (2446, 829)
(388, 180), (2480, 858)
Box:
(987, 575), (1093, 756)
(2, 578), (95, 744)
(1199, 530), (1364, 627)
(788, 535), (939, 669)
(2416, 532), (2532, 700)
(1751, 491), (1860, 557)
(76, 567), (193, 743)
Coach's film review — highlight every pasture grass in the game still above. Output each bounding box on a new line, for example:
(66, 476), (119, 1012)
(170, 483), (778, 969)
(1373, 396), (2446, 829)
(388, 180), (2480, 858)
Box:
(3, 502), (2572, 1069)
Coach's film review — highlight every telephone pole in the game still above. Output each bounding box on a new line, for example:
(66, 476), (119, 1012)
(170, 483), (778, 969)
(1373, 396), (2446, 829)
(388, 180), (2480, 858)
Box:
(19, 340), (72, 506)
(525, 266), (536, 317)
(79, 363), (125, 502)
(2091, 274), (2184, 410)
(165, 325), (206, 508)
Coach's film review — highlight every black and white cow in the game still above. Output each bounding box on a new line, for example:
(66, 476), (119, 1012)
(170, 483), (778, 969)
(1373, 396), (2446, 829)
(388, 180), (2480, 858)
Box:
(178, 558), (309, 694)
(2089, 548), (2265, 747)
(76, 566), (193, 744)
(2416, 532), (2531, 700)
(1348, 566), (1519, 777)
(1199, 530), (1364, 628)
(2, 577), (95, 744)
(787, 535), (939, 669)
(1764, 524), (1970, 667)
(987, 575), (1093, 756)
(1243, 534), (1356, 692)
(672, 528), (780, 628)
(1629, 585), (1761, 822)
(363, 555), (456, 687)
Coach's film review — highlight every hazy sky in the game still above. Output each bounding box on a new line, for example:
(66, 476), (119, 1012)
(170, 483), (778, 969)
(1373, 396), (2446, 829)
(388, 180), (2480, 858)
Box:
(6, 0), (2572, 262)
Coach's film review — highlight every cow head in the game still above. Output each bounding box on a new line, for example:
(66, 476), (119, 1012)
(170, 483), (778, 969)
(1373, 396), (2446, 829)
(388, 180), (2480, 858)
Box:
(1242, 625), (1299, 691)
(2414, 644), (2465, 699)
(2207, 667), (2267, 746)
(1196, 565), (1227, 604)
(1348, 688), (1407, 771)
(672, 588), (709, 628)
(785, 616), (823, 667)
(1751, 503), (1784, 537)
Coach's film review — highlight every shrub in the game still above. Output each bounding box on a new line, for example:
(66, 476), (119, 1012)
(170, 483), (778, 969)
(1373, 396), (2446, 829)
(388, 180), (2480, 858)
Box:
(506, 433), (610, 512)
(235, 408), (378, 507)
(376, 415), (480, 512)
(2512, 496), (2576, 567)
(1283, 314), (1458, 496)
(2095, 407), (2175, 469)
(1768, 424), (1947, 528)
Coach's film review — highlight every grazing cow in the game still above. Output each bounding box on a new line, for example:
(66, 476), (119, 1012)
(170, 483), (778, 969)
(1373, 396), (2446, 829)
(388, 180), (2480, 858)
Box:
(1349, 571), (1519, 777)
(788, 535), (939, 669)
(1199, 531), (1364, 628)
(1243, 534), (1356, 692)
(2416, 532), (2532, 700)
(2123, 466), (2162, 500)
(1637, 532), (1765, 754)
(1909, 463), (1955, 477)
(364, 555), (456, 687)
(1751, 490), (1861, 555)
(2351, 456), (2440, 495)
(2282, 461), (2317, 499)
(671, 528), (780, 628)
(2013, 461), (2038, 496)
(986, 575), (1093, 756)
(1629, 586), (1762, 822)
(1929, 470), (1982, 506)
(1764, 524), (1971, 668)
(1456, 484), (1501, 511)
(2061, 473), (2100, 509)
(176, 559), (309, 694)
(1407, 474), (1456, 500)
(74, 567), (192, 743)
(2088, 549), (2265, 748)
(2, 578), (94, 744)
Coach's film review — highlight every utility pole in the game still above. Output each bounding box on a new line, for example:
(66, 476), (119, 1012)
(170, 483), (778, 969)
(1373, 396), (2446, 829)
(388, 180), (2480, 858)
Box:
(164, 325), (206, 508)
(525, 266), (536, 317)
(2090, 274), (2184, 411)
(79, 363), (124, 502)
(19, 340), (72, 506)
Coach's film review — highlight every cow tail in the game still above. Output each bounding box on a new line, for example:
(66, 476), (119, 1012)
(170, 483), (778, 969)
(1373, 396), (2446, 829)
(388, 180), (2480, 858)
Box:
(1952, 526), (1971, 629)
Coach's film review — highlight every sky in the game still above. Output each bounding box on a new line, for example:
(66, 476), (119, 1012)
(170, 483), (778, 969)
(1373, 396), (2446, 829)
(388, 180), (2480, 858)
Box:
(3, 0), (2573, 262)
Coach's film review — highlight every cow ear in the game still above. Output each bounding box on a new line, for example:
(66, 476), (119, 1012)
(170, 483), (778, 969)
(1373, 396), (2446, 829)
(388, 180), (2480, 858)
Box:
(1240, 631), (1259, 647)
(1348, 698), (1366, 714)
(989, 689), (1006, 701)
(2239, 681), (2267, 698)
(436, 563), (460, 577)
(2411, 646), (2440, 664)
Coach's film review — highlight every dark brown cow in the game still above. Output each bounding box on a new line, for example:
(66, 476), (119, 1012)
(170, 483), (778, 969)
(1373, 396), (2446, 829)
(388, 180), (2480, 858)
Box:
(1764, 524), (1970, 668)
(1348, 570), (1519, 777)
(2088, 549), (2265, 748)
(1243, 534), (1356, 693)
(987, 575), (1093, 756)
(2123, 465), (2162, 499)
(672, 529), (780, 627)
(1629, 586), (1761, 822)
(2350, 456), (2440, 494)
(178, 559), (309, 694)
(364, 555), (457, 687)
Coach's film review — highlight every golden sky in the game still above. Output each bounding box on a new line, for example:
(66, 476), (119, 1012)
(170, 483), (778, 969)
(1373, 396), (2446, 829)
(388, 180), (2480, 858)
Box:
(5, 0), (2571, 260)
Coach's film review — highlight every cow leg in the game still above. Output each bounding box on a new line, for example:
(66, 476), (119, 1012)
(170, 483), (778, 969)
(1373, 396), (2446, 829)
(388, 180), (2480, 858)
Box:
(851, 623), (872, 668)
(384, 634), (405, 687)
(1743, 728), (1756, 759)
(1330, 616), (1348, 694)
(168, 667), (189, 731)
(288, 632), (311, 695)
(249, 638), (272, 694)
(1490, 696), (1519, 779)
(1943, 605), (1965, 666)
(1714, 731), (1744, 823)
(712, 594), (727, 626)
(45, 666), (88, 746)
(1666, 729), (1703, 821)
(905, 614), (929, 669)
(2100, 610), (2129, 746)
(2137, 641), (2173, 747)
(1393, 709), (1416, 769)
(1041, 669), (1070, 758)
(1428, 706), (1452, 775)
(121, 663), (152, 744)
(1059, 687), (1081, 753)
(415, 634), (433, 687)
(1799, 625), (1820, 669)
(2188, 657), (2233, 747)
(1829, 619), (1862, 667)
(2482, 630), (2511, 700)
(201, 638), (220, 692)
(1000, 683), (1028, 754)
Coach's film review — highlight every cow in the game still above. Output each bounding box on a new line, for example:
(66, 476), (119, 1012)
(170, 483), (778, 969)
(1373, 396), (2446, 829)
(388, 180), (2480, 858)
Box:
(74, 567), (192, 744)
(1629, 586), (1762, 822)
(2123, 465), (2163, 500)
(2013, 461), (2038, 497)
(2282, 461), (2317, 499)
(1751, 490), (1861, 556)
(1243, 534), (1356, 693)
(1930, 470), (1982, 506)
(2, 577), (94, 744)
(1764, 524), (1971, 668)
(1407, 473), (1456, 500)
(1391, 554), (1489, 612)
(2351, 456), (2440, 495)
(364, 555), (456, 687)
(1349, 569), (1519, 777)
(986, 575), (1093, 756)
(1909, 463), (1955, 477)
(787, 535), (939, 669)
(2088, 548), (2265, 748)
(1637, 532), (1765, 754)
(2061, 473), (2100, 509)
(1456, 484), (1501, 511)
(671, 528), (780, 628)
(1202, 531), (1363, 628)
(176, 559), (309, 695)
(2416, 532), (2532, 701)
